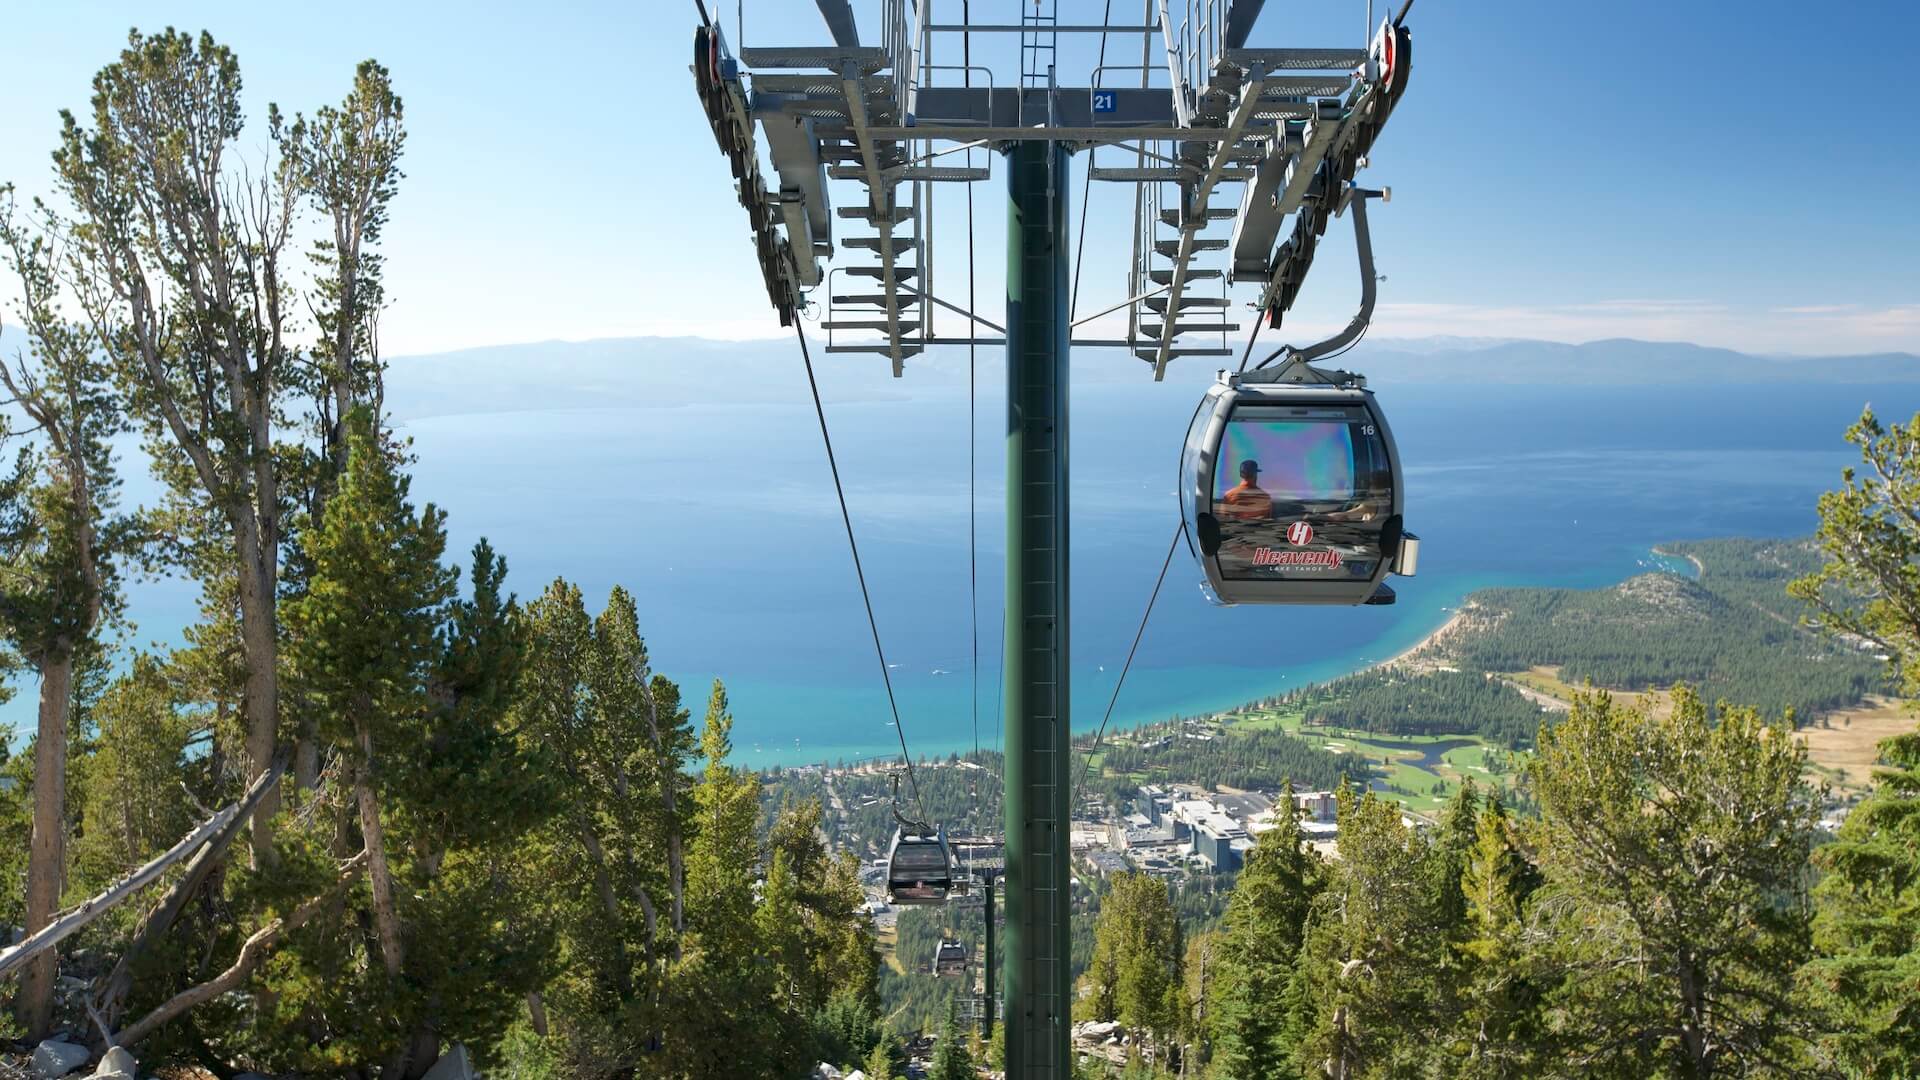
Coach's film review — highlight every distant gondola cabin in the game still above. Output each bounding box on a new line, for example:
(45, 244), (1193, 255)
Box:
(886, 826), (953, 905)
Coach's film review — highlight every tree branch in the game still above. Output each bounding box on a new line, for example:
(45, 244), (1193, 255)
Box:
(113, 849), (369, 1047)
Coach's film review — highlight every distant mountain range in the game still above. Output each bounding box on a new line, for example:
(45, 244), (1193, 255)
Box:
(373, 335), (1917, 420)
(1350, 337), (1919, 386)
(1, 327), (1911, 422)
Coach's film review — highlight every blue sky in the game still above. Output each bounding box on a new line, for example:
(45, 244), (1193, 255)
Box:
(2, 1), (1915, 356)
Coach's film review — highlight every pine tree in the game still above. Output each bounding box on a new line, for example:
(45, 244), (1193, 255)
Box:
(1806, 729), (1920, 1073)
(279, 410), (456, 1069)
(1292, 785), (1447, 1078)
(1792, 407), (1920, 1073)
(1082, 873), (1182, 1063)
(71, 656), (193, 903)
(660, 680), (806, 1078)
(865, 1033), (899, 1080)
(1456, 798), (1541, 1078)
(1208, 786), (1323, 1079)
(1529, 687), (1821, 1075)
(516, 580), (647, 1069)
(1428, 779), (1481, 934)
(930, 998), (977, 1080)
(55, 30), (301, 865)
(813, 986), (883, 1069)
(0, 183), (122, 1038)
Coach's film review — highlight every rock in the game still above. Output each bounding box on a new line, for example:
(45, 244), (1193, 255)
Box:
(845, 1072), (868, 1080)
(91, 1047), (137, 1079)
(812, 1065), (844, 1080)
(31, 1039), (90, 1079)
(421, 1044), (474, 1080)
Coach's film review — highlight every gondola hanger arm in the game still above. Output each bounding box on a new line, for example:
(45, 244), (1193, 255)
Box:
(892, 773), (934, 834)
(1250, 185), (1387, 382)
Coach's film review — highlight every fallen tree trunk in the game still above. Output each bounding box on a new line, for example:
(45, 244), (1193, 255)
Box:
(112, 850), (368, 1047)
(0, 752), (289, 984)
(92, 748), (291, 1031)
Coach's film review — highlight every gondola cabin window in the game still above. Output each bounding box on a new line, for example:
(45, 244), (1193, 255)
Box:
(1211, 405), (1392, 584)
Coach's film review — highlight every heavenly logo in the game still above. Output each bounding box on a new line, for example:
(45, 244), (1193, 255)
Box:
(1252, 547), (1341, 568)
(1287, 521), (1314, 546)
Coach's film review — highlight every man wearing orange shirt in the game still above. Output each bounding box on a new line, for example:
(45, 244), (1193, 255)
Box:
(1221, 459), (1273, 520)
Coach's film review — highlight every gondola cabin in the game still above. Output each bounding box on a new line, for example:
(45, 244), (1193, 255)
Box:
(1181, 368), (1419, 606)
(886, 826), (954, 906)
(934, 940), (969, 978)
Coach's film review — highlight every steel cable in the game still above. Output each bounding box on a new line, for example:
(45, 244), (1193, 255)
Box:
(791, 321), (927, 821)
(1072, 520), (1183, 799)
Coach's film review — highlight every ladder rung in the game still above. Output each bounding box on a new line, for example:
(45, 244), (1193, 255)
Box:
(1091, 166), (1190, 182)
(846, 266), (918, 279)
(1159, 209), (1237, 226)
(843, 236), (917, 252)
(824, 344), (925, 358)
(736, 46), (890, 73)
(821, 320), (920, 332)
(1148, 268), (1222, 284)
(896, 165), (990, 181)
(837, 205), (914, 225)
(1141, 321), (1241, 336)
(832, 292), (920, 307)
(1144, 295), (1229, 312)
(1259, 76), (1357, 99)
(1135, 347), (1233, 362)
(1155, 239), (1228, 257)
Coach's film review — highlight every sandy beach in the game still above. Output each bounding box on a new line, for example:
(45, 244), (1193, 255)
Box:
(1652, 546), (1707, 579)
(1374, 604), (1474, 673)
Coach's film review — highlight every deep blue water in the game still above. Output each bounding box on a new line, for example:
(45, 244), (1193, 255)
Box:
(7, 378), (1914, 768)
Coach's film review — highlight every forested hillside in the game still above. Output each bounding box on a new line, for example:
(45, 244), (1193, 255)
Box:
(1438, 537), (1885, 719)
(1098, 726), (1372, 793)
(1287, 668), (1545, 749)
(0, 32), (886, 1079)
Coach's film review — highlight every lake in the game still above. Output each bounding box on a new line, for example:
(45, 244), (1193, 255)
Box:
(5, 354), (1913, 770)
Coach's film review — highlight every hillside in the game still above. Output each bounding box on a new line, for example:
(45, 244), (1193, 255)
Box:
(1429, 536), (1886, 720)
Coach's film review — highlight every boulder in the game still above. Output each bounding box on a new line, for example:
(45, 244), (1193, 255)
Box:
(421, 1044), (474, 1080)
(31, 1039), (90, 1079)
(812, 1065), (844, 1080)
(91, 1046), (137, 1079)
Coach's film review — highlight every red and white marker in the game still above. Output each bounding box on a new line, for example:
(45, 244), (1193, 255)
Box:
(1287, 521), (1314, 546)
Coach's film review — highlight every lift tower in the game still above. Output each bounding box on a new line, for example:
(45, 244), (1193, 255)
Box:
(691, 3), (1414, 1074)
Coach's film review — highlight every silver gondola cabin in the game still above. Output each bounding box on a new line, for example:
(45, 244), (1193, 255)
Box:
(886, 825), (954, 906)
(934, 939), (969, 977)
(1181, 362), (1419, 606)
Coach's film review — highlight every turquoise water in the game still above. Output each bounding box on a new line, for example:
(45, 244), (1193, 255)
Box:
(400, 380), (1910, 768)
(5, 374), (1912, 769)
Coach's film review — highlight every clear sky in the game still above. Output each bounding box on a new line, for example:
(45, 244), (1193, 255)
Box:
(2, 1), (1914, 357)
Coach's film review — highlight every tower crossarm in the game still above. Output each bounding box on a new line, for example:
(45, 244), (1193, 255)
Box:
(689, 1), (1412, 380)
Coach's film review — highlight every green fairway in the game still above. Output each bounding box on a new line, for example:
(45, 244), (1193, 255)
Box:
(1220, 708), (1526, 814)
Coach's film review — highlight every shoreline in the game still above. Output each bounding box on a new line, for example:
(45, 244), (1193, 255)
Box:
(1373, 605), (1471, 673)
(1651, 545), (1706, 579)
(747, 543), (1697, 772)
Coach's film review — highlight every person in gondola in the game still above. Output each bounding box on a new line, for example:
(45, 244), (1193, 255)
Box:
(1220, 459), (1274, 520)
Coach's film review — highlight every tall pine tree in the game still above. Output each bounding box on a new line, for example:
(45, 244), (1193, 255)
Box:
(1793, 406), (1920, 1073)
(1208, 785), (1324, 1079)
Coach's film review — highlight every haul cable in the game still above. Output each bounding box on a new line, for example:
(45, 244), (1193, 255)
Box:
(1072, 520), (1183, 797)
(792, 321), (927, 819)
